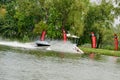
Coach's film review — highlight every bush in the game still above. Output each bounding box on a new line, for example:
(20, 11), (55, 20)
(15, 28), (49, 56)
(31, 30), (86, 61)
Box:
(102, 45), (114, 50)
(81, 43), (91, 48)
(22, 35), (30, 42)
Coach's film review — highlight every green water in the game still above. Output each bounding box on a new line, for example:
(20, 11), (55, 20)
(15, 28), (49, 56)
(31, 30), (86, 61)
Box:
(0, 47), (120, 80)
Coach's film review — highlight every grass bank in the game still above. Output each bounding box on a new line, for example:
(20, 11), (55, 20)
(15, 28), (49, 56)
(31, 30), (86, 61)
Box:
(79, 47), (120, 57)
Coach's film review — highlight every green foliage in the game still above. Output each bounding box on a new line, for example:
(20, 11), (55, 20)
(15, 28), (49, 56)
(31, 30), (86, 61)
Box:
(0, 7), (6, 18)
(68, 0), (89, 36)
(22, 35), (30, 42)
(33, 21), (48, 35)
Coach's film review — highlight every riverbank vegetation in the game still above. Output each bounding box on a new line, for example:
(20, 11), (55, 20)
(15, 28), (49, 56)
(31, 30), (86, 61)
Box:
(80, 47), (120, 57)
(0, 0), (120, 50)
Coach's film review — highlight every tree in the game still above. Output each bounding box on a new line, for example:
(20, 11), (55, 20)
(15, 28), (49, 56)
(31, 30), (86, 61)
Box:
(83, 0), (115, 48)
(33, 21), (48, 35)
(68, 0), (89, 36)
(46, 0), (74, 39)
(0, 1), (17, 38)
(114, 24), (120, 38)
(45, 0), (89, 39)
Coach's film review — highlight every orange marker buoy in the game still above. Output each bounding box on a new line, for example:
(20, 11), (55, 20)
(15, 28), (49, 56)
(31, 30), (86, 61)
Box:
(114, 34), (119, 51)
(40, 30), (46, 41)
(62, 29), (67, 42)
(91, 32), (96, 48)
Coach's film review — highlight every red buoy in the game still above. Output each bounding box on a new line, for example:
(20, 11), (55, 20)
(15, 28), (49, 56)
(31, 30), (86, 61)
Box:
(114, 34), (119, 51)
(91, 32), (96, 48)
(40, 30), (46, 41)
(62, 29), (67, 42)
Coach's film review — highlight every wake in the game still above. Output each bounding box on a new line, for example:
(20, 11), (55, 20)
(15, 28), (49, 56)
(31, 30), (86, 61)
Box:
(47, 41), (84, 54)
(0, 41), (37, 49)
(0, 40), (84, 54)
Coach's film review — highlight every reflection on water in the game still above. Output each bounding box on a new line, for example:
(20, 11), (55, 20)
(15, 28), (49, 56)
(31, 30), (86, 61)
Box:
(0, 51), (120, 80)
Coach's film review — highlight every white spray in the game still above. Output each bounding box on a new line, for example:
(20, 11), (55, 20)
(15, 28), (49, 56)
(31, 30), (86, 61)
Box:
(0, 40), (84, 54)
(47, 40), (84, 54)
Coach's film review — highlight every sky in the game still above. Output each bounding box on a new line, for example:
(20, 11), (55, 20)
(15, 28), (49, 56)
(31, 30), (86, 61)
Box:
(90, 0), (101, 4)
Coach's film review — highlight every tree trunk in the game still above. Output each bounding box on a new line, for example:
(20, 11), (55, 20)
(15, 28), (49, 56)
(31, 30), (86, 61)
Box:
(97, 33), (103, 48)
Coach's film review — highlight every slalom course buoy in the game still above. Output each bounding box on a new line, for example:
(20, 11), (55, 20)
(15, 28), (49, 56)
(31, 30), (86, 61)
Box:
(114, 34), (119, 51)
(62, 29), (67, 42)
(40, 30), (46, 41)
(91, 32), (96, 48)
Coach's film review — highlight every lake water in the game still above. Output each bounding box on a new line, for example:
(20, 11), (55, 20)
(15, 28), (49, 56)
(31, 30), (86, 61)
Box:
(0, 51), (120, 80)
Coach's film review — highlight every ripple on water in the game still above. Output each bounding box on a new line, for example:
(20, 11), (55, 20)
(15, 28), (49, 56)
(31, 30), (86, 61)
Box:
(0, 51), (120, 80)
